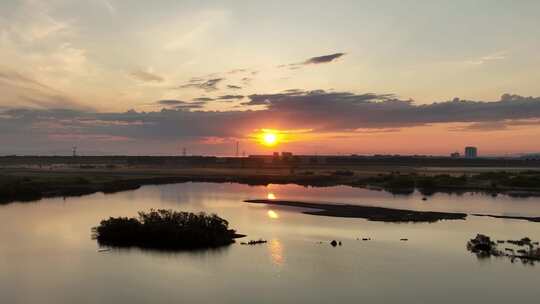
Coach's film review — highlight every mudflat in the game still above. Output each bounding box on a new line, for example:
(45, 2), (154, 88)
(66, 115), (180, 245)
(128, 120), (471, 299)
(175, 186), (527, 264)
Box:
(245, 199), (468, 223)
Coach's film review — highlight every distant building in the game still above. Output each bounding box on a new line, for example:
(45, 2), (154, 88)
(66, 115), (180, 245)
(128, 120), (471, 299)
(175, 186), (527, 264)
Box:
(281, 152), (293, 159)
(450, 152), (460, 158)
(464, 146), (478, 158)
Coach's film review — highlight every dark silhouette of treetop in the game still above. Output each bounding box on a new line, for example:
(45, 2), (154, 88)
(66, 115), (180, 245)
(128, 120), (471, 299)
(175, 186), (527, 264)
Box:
(93, 209), (241, 250)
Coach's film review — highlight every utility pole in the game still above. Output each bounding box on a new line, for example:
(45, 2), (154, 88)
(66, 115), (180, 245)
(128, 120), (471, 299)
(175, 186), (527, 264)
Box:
(235, 141), (239, 157)
(72, 146), (77, 157)
(182, 147), (187, 157)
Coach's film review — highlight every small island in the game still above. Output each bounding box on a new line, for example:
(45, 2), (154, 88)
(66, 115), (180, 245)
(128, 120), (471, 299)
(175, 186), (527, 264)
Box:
(92, 209), (243, 250)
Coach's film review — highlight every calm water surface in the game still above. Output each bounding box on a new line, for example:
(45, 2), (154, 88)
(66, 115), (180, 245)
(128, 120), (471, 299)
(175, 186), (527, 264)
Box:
(1, 182), (539, 304)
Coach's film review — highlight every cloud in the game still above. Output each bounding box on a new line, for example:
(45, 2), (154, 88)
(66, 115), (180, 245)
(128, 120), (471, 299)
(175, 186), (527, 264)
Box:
(241, 91), (540, 130)
(465, 51), (506, 65)
(177, 78), (223, 91)
(193, 97), (214, 102)
(450, 118), (540, 132)
(228, 69), (247, 74)
(156, 99), (205, 110)
(100, 0), (116, 15)
(218, 95), (244, 101)
(279, 53), (346, 69)
(0, 69), (56, 92)
(130, 70), (164, 82)
(2, 91), (540, 154)
(157, 99), (185, 106)
(244, 90), (395, 107)
(175, 104), (205, 111)
(0, 1), (73, 43)
(227, 68), (258, 76)
(0, 68), (87, 110)
(227, 85), (242, 90)
(303, 53), (346, 64)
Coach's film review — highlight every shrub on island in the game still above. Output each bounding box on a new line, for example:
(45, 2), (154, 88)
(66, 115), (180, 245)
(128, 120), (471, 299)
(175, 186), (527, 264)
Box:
(93, 209), (240, 249)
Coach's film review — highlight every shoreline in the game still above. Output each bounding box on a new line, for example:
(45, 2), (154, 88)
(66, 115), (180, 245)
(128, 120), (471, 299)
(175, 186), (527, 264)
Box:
(471, 214), (540, 223)
(2, 167), (540, 205)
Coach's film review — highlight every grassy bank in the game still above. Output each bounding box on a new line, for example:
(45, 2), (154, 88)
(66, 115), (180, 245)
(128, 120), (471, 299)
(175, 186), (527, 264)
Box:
(1, 167), (540, 205)
(361, 171), (540, 196)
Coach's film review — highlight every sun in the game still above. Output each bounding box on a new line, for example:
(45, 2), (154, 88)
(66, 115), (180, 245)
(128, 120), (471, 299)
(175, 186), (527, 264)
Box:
(262, 132), (278, 146)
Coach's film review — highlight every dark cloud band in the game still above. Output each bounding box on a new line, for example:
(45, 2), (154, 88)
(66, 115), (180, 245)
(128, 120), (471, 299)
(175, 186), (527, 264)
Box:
(2, 91), (540, 152)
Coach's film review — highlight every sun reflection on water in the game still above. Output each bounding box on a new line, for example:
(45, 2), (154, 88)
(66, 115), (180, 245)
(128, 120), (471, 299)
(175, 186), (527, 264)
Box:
(268, 239), (284, 267)
(267, 210), (279, 219)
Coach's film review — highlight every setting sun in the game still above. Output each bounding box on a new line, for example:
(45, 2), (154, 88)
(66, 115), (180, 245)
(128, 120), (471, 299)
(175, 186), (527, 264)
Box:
(262, 132), (278, 146)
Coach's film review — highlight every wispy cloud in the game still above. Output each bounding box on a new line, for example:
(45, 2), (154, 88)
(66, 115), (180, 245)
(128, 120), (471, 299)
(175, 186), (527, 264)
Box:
(176, 78), (224, 91)
(465, 51), (506, 65)
(449, 118), (540, 132)
(0, 69), (55, 92)
(100, 0), (116, 15)
(217, 95), (244, 101)
(303, 53), (346, 64)
(228, 68), (247, 74)
(156, 99), (206, 110)
(279, 52), (346, 69)
(130, 69), (164, 82)
(193, 97), (214, 102)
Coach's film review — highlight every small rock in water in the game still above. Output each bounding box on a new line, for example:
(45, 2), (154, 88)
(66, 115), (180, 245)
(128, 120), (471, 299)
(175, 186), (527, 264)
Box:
(338, 241), (342, 246)
(400, 238), (408, 241)
(330, 240), (338, 247)
(422, 197), (427, 201)
(496, 240), (505, 244)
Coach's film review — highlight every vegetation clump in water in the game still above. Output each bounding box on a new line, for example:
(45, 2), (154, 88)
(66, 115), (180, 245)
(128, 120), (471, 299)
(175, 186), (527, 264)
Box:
(93, 209), (241, 250)
(240, 239), (267, 245)
(467, 234), (540, 265)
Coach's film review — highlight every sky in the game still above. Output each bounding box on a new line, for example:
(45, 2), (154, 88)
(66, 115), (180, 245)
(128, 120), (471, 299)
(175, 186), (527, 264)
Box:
(1, 0), (540, 156)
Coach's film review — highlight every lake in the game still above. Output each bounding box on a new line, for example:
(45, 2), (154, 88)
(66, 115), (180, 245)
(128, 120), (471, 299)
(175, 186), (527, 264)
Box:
(1, 182), (539, 303)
